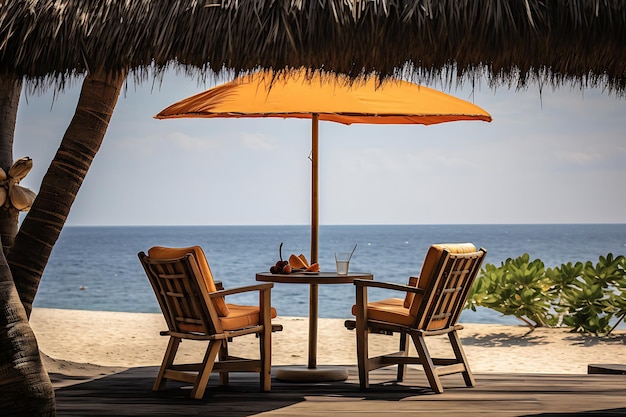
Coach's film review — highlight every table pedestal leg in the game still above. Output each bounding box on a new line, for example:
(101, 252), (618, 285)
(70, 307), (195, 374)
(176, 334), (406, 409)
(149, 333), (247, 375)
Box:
(308, 283), (318, 369)
(274, 283), (349, 382)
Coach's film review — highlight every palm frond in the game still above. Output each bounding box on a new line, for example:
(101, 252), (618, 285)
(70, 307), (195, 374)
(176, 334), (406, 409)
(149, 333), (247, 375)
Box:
(1, 0), (624, 94)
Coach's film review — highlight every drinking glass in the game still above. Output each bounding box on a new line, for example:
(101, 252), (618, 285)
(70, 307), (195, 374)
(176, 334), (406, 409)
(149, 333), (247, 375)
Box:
(335, 252), (351, 275)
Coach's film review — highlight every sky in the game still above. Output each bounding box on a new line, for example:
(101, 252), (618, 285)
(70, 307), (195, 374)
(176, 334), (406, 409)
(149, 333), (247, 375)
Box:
(13, 69), (626, 227)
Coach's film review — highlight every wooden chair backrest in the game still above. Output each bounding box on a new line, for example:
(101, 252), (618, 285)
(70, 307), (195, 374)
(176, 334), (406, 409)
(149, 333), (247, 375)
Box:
(412, 247), (487, 331)
(147, 246), (230, 317)
(138, 251), (221, 336)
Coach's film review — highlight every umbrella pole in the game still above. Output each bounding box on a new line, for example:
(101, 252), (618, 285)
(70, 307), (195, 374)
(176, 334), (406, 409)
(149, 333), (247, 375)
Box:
(308, 113), (319, 369)
(311, 113), (319, 264)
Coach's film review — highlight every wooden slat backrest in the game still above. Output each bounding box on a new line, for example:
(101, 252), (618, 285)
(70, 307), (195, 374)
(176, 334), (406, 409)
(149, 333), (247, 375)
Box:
(139, 252), (221, 336)
(415, 248), (486, 331)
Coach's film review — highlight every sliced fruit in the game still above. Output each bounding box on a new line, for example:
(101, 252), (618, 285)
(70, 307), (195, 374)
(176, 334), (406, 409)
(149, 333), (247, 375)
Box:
(289, 254), (308, 269)
(306, 263), (320, 272)
(298, 254), (309, 267)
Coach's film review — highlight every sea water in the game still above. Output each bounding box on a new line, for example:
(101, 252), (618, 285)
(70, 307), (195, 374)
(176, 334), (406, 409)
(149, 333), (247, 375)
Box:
(33, 224), (626, 325)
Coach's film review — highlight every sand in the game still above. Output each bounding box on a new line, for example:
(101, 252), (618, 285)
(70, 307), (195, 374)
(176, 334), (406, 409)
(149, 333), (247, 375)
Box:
(29, 308), (626, 384)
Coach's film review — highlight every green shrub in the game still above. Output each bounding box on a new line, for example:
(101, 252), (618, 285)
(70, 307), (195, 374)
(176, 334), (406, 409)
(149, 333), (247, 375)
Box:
(559, 254), (626, 334)
(466, 253), (626, 335)
(467, 254), (558, 328)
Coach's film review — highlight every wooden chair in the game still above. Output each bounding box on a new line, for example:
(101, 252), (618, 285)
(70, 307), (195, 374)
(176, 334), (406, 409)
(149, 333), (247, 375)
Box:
(138, 245), (281, 399)
(345, 243), (487, 393)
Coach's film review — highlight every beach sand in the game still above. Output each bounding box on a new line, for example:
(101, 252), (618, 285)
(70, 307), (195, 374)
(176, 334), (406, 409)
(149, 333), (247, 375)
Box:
(30, 308), (626, 385)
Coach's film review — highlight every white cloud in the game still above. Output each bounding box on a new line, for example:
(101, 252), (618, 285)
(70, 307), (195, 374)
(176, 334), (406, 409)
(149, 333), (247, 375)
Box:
(240, 132), (276, 150)
(168, 131), (220, 151)
(556, 150), (603, 165)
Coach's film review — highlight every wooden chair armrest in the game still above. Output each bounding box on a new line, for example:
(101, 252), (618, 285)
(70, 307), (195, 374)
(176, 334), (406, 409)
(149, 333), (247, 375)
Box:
(209, 282), (274, 298)
(353, 279), (424, 294)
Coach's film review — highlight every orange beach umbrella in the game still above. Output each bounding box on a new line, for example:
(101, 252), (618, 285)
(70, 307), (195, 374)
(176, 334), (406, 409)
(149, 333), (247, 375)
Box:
(155, 69), (492, 263)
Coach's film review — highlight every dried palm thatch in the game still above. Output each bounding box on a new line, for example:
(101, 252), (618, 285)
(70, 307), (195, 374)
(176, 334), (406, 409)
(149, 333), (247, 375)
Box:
(1, 0), (625, 94)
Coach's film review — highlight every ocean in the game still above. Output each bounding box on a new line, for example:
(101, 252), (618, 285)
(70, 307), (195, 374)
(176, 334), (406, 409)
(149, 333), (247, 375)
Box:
(34, 224), (626, 326)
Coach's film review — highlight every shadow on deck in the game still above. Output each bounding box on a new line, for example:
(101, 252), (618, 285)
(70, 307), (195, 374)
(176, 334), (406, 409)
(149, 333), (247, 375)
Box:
(54, 366), (626, 416)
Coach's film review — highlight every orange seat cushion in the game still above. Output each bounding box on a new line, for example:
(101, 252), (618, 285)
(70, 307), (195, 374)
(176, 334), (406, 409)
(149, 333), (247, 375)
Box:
(148, 245), (230, 317)
(350, 298), (451, 330)
(178, 304), (278, 333)
(351, 297), (414, 327)
(219, 304), (278, 331)
(404, 243), (477, 309)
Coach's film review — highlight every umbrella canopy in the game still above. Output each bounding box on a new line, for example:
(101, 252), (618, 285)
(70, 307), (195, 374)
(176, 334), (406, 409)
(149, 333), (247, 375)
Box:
(155, 70), (492, 125)
(156, 69), (492, 262)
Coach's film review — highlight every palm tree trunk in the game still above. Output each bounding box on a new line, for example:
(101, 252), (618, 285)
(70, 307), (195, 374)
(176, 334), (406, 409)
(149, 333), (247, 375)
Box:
(0, 68), (126, 415)
(0, 73), (54, 416)
(0, 74), (21, 255)
(0, 249), (55, 416)
(8, 68), (127, 317)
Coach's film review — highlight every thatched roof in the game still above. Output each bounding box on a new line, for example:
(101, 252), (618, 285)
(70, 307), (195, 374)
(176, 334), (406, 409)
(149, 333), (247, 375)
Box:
(1, 0), (625, 94)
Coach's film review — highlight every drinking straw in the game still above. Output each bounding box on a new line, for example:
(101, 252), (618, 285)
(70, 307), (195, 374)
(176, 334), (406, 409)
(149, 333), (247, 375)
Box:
(348, 243), (358, 261)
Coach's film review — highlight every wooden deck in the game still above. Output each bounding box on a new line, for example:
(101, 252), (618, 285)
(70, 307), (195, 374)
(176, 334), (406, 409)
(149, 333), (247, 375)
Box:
(54, 366), (626, 416)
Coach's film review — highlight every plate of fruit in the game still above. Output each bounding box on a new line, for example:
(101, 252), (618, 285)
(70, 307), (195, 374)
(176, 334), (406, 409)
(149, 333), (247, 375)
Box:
(269, 243), (320, 274)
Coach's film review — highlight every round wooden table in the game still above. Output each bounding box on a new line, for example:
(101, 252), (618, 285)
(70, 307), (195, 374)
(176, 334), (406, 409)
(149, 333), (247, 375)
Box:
(256, 271), (373, 382)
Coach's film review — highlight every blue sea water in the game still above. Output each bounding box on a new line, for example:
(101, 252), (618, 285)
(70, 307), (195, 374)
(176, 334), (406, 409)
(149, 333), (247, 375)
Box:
(34, 224), (626, 326)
